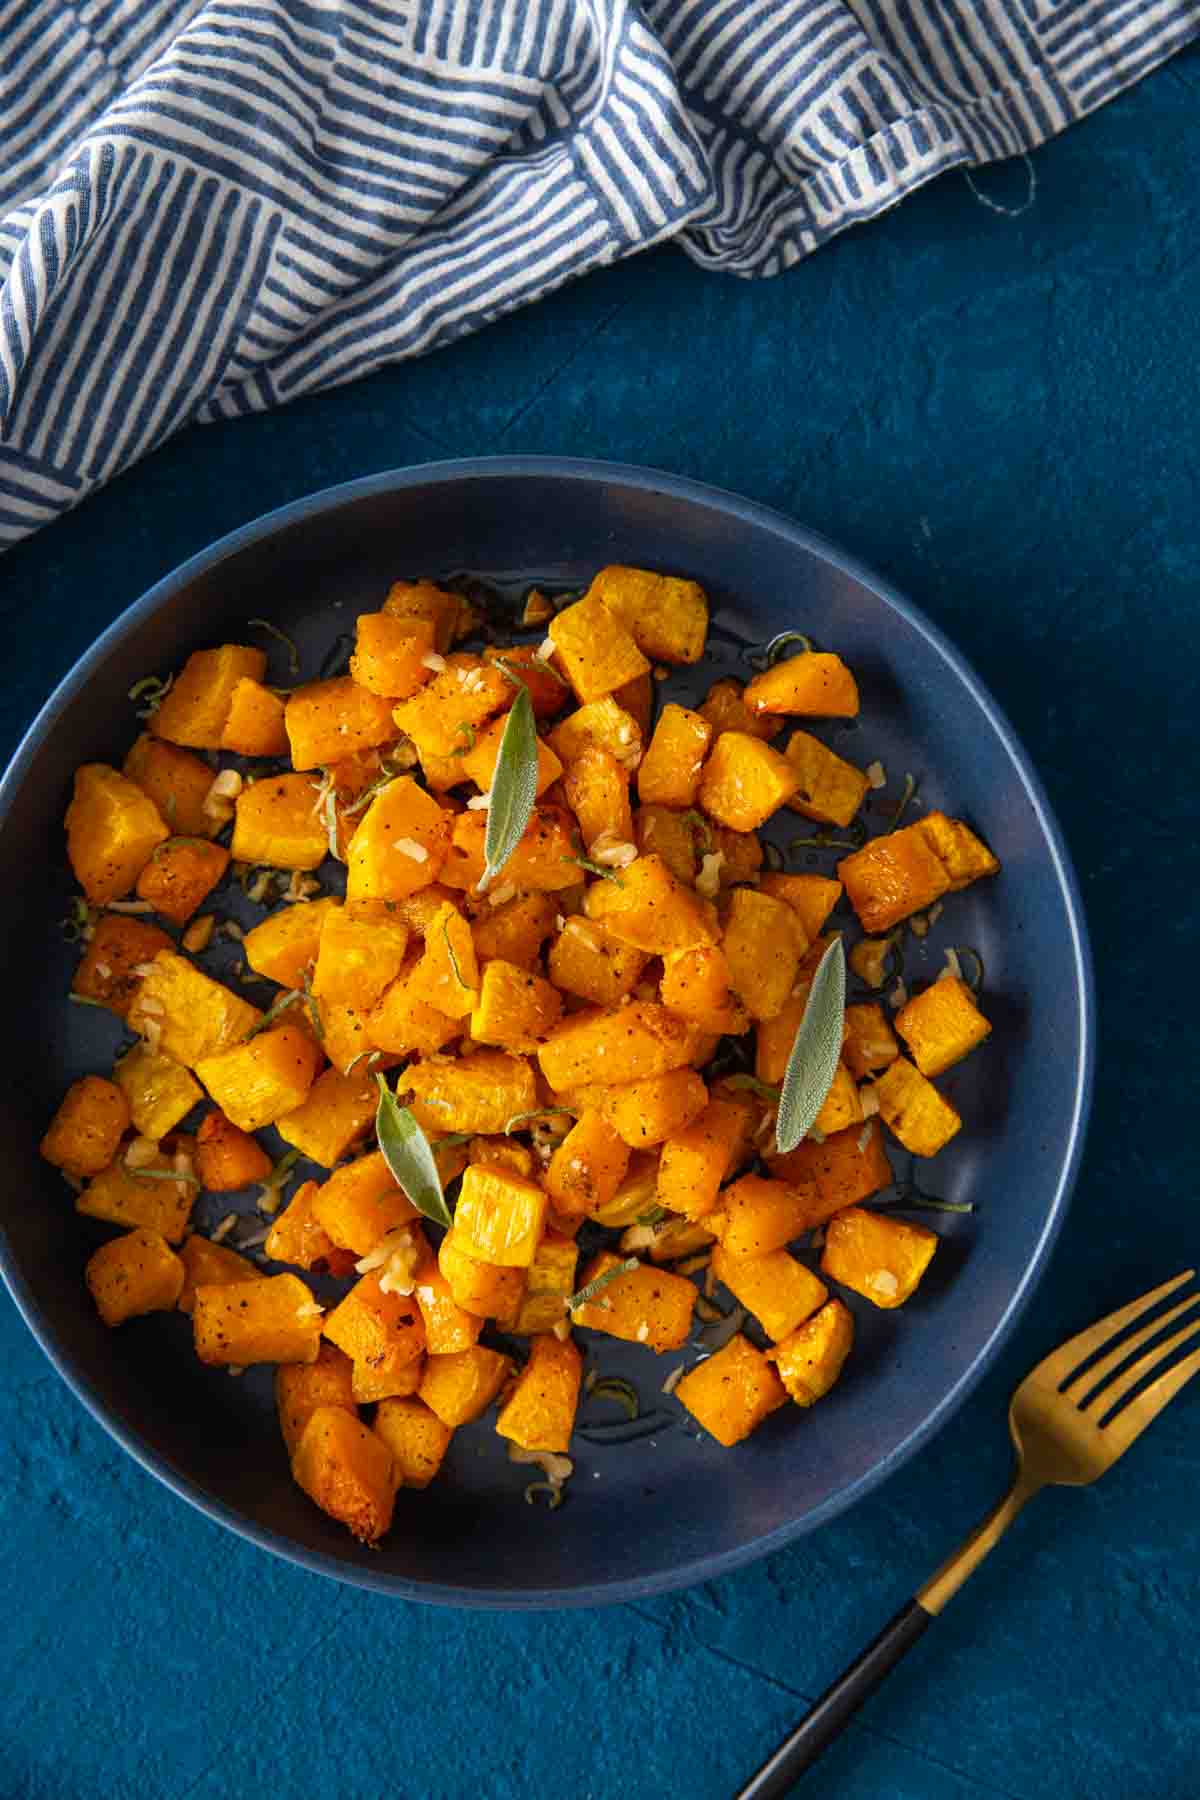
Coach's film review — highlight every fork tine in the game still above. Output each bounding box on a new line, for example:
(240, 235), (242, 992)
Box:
(1062, 1292), (1200, 1398)
(1102, 1341), (1200, 1456)
(1083, 1313), (1200, 1421)
(1033, 1270), (1196, 1389)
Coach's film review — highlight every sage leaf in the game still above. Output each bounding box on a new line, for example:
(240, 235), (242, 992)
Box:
(775, 937), (846, 1153)
(481, 683), (538, 891)
(374, 1074), (451, 1228)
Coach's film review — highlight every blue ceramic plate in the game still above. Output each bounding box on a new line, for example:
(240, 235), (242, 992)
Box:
(0, 459), (1093, 1607)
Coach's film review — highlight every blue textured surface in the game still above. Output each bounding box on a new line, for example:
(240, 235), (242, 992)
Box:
(3, 56), (1199, 1800)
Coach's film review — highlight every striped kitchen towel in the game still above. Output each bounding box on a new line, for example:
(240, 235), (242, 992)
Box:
(2, 0), (1197, 550)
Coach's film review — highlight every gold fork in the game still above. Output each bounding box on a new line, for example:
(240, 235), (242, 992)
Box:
(737, 1270), (1200, 1798)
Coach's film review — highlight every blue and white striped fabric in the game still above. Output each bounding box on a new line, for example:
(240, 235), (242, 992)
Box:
(2, 0), (1196, 549)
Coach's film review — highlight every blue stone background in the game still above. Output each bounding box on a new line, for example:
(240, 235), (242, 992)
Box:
(4, 52), (1200, 1800)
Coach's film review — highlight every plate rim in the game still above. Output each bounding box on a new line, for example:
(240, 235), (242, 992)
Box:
(0, 456), (1096, 1608)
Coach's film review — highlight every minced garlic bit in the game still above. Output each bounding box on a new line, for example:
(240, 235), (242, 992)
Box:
(395, 837), (429, 862)
(421, 652), (447, 673)
(356, 1226), (420, 1295)
(143, 1019), (162, 1053)
(537, 636), (556, 664)
(136, 995), (164, 1016)
(870, 1268), (900, 1300)
(856, 1120), (875, 1154)
(466, 791), (491, 812)
(939, 948), (963, 982)
(661, 1364), (685, 1396)
(281, 870), (322, 903)
(460, 667), (487, 694)
(888, 979), (909, 1010)
(635, 1321), (650, 1342)
(181, 914), (215, 953)
(123, 1135), (160, 1170)
(210, 1212), (238, 1244)
(619, 1221), (666, 1254)
(246, 869), (275, 904)
(203, 768), (243, 824)
(859, 1088), (880, 1121)
(590, 832), (638, 869)
(866, 760), (887, 789)
(695, 850), (724, 898)
(652, 664), (670, 682)
(104, 897), (156, 914)
(92, 962), (112, 979)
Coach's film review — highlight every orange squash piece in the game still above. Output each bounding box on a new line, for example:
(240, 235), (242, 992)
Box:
(675, 1333), (787, 1445)
(373, 1396), (453, 1489)
(410, 901), (479, 1019)
(656, 1094), (756, 1220)
(821, 1206), (938, 1308)
(195, 1110), (274, 1190)
(842, 1002), (900, 1080)
(85, 1228), (184, 1326)
(72, 914), (173, 1019)
(698, 677), (776, 741)
(767, 1298), (855, 1406)
(637, 703), (712, 808)
(276, 1341), (357, 1455)
(583, 565), (708, 666)
(276, 1064), (378, 1169)
(743, 651), (859, 718)
(470, 959), (561, 1050)
(872, 1056), (962, 1157)
(40, 1075), (130, 1179)
(545, 1110), (630, 1217)
(231, 773), (328, 870)
(783, 729), (870, 828)
(548, 591), (651, 703)
(382, 578), (468, 651)
(561, 744), (634, 851)
(721, 888), (804, 1021)
(284, 676), (397, 771)
(220, 678), (289, 756)
(547, 695), (643, 773)
(697, 732), (801, 832)
(349, 613), (437, 699)
(323, 1270), (426, 1382)
(438, 805), (579, 895)
(344, 775), (450, 903)
(152, 645), (267, 748)
(547, 917), (648, 1007)
(193, 1272), (323, 1365)
(895, 977), (991, 1078)
(759, 872), (841, 942)
(291, 1405), (395, 1543)
(265, 1179), (342, 1271)
(710, 1244), (828, 1342)
(65, 763), (169, 903)
(471, 891), (558, 968)
(496, 1333), (582, 1454)
(635, 803), (698, 885)
(76, 1148), (196, 1242)
(437, 1230), (526, 1323)
(390, 653), (511, 758)
(584, 854), (717, 956)
(602, 1068), (708, 1149)
(837, 823), (951, 934)
(123, 734), (222, 838)
(403, 1050), (537, 1137)
(135, 836), (229, 924)
(767, 1120), (894, 1220)
(461, 714), (562, 799)
(242, 897), (340, 988)
(707, 1173), (816, 1260)
(482, 644), (570, 719)
(419, 1345), (513, 1428)
(659, 945), (750, 1036)
(513, 1233), (580, 1334)
(311, 1150), (420, 1256)
(538, 1000), (706, 1093)
(178, 1235), (264, 1315)
(195, 1022), (323, 1133)
(569, 1252), (695, 1350)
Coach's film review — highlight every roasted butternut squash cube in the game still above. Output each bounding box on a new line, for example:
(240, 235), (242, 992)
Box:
(635, 803), (698, 885)
(707, 1173), (816, 1259)
(349, 613), (437, 699)
(311, 1151), (420, 1255)
(539, 1001), (705, 1093)
(344, 776), (450, 902)
(496, 1333), (582, 1453)
(220, 677), (289, 756)
(743, 651), (859, 718)
(194, 1271), (323, 1365)
(768, 1120), (894, 1220)
(767, 1298), (855, 1406)
(471, 891), (557, 968)
(390, 653), (511, 758)
(603, 1068), (708, 1148)
(754, 987), (807, 1086)
(373, 1395), (453, 1489)
(409, 901), (478, 1019)
(547, 695), (643, 773)
(569, 1252), (694, 1350)
(135, 836), (230, 925)
(77, 1149), (196, 1241)
(637, 704), (713, 808)
(675, 1333), (787, 1445)
(382, 577), (468, 651)
(660, 945), (749, 1035)
(275, 1064), (377, 1168)
(323, 1269), (426, 1383)
(284, 676), (397, 771)
(311, 906), (410, 1012)
(419, 1345), (514, 1427)
(647, 1217), (717, 1263)
(113, 1045), (203, 1144)
(152, 645), (267, 747)
(813, 1062), (864, 1137)
(265, 1180), (340, 1270)
(561, 744), (633, 850)
(590, 1152), (661, 1227)
(837, 823), (951, 934)
(470, 959), (561, 1051)
(232, 773), (328, 870)
(72, 914), (173, 1019)
(437, 1230), (526, 1322)
(721, 888), (804, 1021)
(367, 958), (461, 1058)
(656, 1095), (757, 1220)
(698, 677), (776, 741)
(822, 1206), (938, 1308)
(584, 565), (708, 665)
(547, 917), (648, 1006)
(412, 1263), (484, 1356)
(291, 1405), (394, 1543)
(466, 1137), (537, 1179)
(708, 823), (764, 889)
(276, 1341), (357, 1455)
(914, 812), (1000, 890)
(195, 1023), (322, 1133)
(403, 1050), (536, 1136)
(178, 1234), (263, 1315)
(584, 854), (717, 956)
(545, 1110), (630, 1217)
(439, 805), (579, 895)
(711, 1244), (827, 1342)
(759, 872), (841, 941)
(86, 1228), (184, 1326)
(548, 591), (651, 703)
(482, 643), (570, 719)
(66, 764), (169, 903)
(842, 1003), (900, 1080)
(243, 897), (339, 988)
(123, 734), (221, 838)
(453, 1163), (548, 1268)
(698, 733), (801, 832)
(351, 1351), (426, 1404)
(128, 951), (262, 1068)
(872, 1056), (962, 1156)
(783, 730), (869, 828)
(513, 1233), (580, 1334)
(461, 713), (562, 798)
(41, 1075), (130, 1178)
(895, 977), (991, 1078)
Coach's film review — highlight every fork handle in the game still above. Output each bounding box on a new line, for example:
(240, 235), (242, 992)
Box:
(735, 1472), (1041, 1797)
(734, 1599), (932, 1798)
